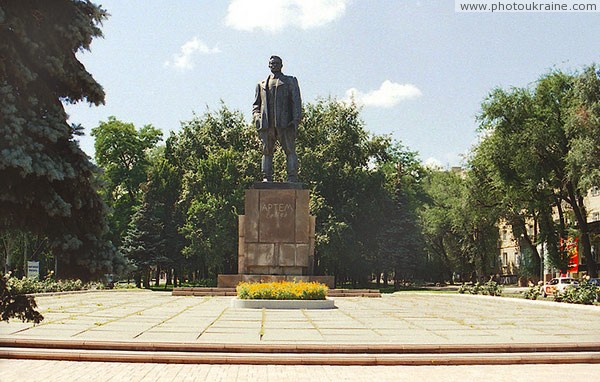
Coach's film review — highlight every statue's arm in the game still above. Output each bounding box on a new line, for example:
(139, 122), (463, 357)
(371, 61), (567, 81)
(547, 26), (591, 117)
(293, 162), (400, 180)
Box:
(252, 83), (261, 122)
(291, 77), (302, 126)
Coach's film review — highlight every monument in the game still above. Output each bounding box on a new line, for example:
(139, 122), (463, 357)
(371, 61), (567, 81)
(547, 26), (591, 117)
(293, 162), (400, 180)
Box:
(217, 56), (334, 289)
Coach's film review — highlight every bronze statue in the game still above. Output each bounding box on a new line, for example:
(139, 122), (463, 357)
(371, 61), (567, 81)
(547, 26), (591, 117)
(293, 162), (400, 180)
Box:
(252, 56), (302, 183)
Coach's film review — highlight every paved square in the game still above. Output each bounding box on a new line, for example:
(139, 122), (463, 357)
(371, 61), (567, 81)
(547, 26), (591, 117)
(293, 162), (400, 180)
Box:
(1, 290), (600, 344)
(2, 290), (600, 381)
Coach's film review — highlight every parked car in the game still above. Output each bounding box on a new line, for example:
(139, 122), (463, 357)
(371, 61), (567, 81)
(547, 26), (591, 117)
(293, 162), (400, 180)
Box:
(540, 277), (578, 297)
(588, 278), (600, 287)
(586, 278), (600, 302)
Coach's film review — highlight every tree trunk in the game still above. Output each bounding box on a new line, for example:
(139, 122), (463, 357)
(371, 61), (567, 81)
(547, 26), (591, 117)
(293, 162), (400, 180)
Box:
(166, 268), (172, 286)
(515, 217), (541, 272)
(143, 269), (150, 289)
(580, 232), (596, 277)
(565, 183), (597, 277)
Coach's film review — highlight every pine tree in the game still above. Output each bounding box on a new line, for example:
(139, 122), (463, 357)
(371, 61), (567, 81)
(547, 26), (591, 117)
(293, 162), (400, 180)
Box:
(0, 0), (124, 279)
(121, 202), (167, 288)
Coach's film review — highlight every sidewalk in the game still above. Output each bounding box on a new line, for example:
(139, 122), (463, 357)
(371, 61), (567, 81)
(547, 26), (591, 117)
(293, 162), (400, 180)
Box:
(2, 290), (600, 381)
(1, 290), (600, 344)
(2, 360), (600, 382)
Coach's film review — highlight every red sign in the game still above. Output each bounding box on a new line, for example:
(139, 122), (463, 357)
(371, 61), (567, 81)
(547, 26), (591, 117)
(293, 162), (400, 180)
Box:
(561, 237), (579, 273)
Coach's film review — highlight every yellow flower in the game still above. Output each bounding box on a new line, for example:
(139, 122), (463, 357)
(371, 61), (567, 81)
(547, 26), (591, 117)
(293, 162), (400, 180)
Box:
(236, 281), (328, 300)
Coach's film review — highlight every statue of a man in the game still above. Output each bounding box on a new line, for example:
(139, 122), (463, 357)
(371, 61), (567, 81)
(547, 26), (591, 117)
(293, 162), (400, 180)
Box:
(252, 55), (302, 183)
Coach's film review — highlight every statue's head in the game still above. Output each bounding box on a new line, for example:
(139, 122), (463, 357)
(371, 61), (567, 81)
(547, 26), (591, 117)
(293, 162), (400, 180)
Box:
(269, 56), (283, 74)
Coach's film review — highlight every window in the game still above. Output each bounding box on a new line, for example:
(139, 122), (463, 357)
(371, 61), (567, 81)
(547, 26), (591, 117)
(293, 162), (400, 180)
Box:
(502, 252), (508, 266)
(591, 187), (600, 197)
(591, 211), (600, 222)
(526, 224), (534, 236)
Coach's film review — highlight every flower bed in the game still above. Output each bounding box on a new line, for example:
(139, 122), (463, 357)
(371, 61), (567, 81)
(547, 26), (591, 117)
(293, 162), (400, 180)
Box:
(236, 281), (328, 300)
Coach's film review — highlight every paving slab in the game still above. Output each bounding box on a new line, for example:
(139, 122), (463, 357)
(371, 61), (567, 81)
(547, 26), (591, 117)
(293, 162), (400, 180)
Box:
(2, 290), (600, 347)
(7, 359), (599, 382)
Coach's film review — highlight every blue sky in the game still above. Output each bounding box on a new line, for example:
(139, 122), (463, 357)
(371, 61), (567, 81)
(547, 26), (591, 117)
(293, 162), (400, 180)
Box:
(65, 0), (600, 167)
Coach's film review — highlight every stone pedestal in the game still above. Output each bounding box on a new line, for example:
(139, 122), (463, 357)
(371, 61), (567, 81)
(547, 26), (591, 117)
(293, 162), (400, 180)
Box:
(218, 182), (334, 288)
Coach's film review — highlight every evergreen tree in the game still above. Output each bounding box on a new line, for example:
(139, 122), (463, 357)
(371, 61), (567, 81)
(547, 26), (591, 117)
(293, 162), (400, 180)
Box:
(0, 0), (124, 279)
(120, 201), (166, 288)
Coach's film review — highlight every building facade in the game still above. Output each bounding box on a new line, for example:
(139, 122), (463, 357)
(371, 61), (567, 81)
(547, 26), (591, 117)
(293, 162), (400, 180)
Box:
(498, 188), (600, 280)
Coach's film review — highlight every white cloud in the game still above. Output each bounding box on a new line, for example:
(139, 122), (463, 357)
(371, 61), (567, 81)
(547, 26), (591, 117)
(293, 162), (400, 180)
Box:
(164, 37), (220, 70)
(225, 0), (349, 32)
(344, 80), (422, 108)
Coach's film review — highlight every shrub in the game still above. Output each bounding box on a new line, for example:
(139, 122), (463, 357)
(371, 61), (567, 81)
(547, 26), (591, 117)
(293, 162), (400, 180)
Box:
(236, 281), (328, 300)
(6, 277), (104, 295)
(523, 283), (542, 300)
(1, 273), (43, 323)
(458, 280), (503, 296)
(554, 281), (599, 305)
(114, 282), (139, 289)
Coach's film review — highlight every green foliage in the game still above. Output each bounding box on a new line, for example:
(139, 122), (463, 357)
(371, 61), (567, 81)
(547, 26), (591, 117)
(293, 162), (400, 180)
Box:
(375, 144), (427, 284)
(420, 169), (500, 282)
(523, 283), (542, 300)
(1, 273), (43, 323)
(297, 99), (426, 284)
(165, 104), (259, 280)
(178, 279), (217, 288)
(516, 247), (540, 280)
(458, 280), (503, 296)
(473, 66), (600, 277)
(112, 100), (428, 285)
(0, 0), (125, 280)
(120, 201), (167, 277)
(6, 275), (103, 295)
(567, 65), (600, 191)
(113, 282), (139, 289)
(554, 280), (598, 305)
(92, 116), (163, 246)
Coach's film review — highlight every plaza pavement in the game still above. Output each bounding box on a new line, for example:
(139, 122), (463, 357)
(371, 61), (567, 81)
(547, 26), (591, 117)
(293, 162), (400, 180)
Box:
(1, 290), (600, 381)
(2, 290), (600, 345)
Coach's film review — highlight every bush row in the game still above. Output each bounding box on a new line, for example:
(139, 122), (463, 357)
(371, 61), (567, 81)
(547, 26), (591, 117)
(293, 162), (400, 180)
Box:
(554, 282), (599, 304)
(523, 278), (599, 305)
(6, 275), (104, 295)
(458, 281), (503, 296)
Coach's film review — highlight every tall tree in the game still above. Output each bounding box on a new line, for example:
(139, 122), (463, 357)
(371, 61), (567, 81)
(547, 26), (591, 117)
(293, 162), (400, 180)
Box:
(475, 67), (600, 277)
(166, 104), (260, 280)
(297, 99), (394, 284)
(376, 144), (427, 287)
(0, 0), (124, 279)
(567, 66), (600, 190)
(420, 168), (500, 283)
(91, 116), (162, 246)
(120, 200), (166, 288)
(144, 154), (185, 286)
